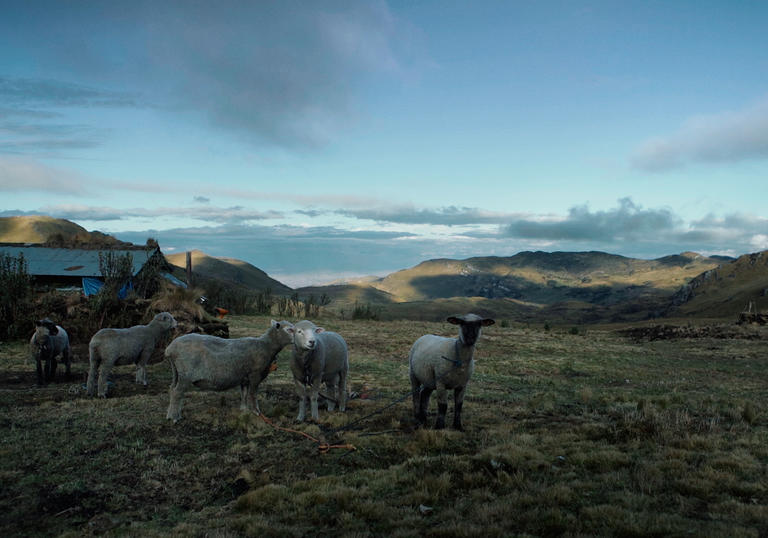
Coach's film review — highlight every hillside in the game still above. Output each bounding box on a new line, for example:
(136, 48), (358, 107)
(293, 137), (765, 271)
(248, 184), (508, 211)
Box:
(371, 251), (723, 304)
(293, 250), (731, 323)
(0, 215), (131, 247)
(669, 250), (768, 318)
(293, 283), (395, 307)
(166, 249), (292, 294)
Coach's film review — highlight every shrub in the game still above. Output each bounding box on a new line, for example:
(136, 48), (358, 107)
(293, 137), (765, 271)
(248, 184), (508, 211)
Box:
(0, 252), (33, 340)
(352, 302), (381, 320)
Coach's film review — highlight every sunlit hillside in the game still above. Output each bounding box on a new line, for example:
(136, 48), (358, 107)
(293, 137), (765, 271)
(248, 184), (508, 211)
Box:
(166, 249), (292, 294)
(371, 251), (725, 304)
(671, 250), (768, 318)
(0, 215), (133, 248)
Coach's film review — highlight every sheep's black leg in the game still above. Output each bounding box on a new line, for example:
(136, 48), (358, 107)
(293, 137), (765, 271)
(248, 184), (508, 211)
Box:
(453, 386), (466, 431)
(49, 357), (57, 382)
(36, 359), (45, 386)
(435, 403), (447, 430)
(435, 385), (448, 429)
(417, 387), (432, 425)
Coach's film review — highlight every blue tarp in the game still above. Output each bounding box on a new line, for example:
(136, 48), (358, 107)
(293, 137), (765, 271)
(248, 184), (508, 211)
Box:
(162, 272), (188, 288)
(82, 277), (133, 299)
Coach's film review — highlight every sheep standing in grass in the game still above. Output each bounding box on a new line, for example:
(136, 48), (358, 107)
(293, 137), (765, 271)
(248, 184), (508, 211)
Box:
(30, 319), (71, 386)
(87, 312), (177, 397)
(409, 313), (495, 430)
(164, 320), (295, 423)
(289, 320), (349, 422)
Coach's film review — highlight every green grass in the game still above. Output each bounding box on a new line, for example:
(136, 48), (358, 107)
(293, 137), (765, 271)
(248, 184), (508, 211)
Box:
(1, 316), (767, 536)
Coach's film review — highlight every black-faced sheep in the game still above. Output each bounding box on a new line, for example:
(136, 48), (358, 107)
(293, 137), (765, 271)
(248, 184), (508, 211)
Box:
(29, 319), (71, 386)
(164, 320), (295, 423)
(87, 312), (177, 397)
(409, 313), (495, 430)
(289, 320), (349, 422)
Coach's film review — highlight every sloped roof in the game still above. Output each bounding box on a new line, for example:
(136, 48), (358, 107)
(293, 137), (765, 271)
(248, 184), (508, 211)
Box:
(0, 245), (159, 278)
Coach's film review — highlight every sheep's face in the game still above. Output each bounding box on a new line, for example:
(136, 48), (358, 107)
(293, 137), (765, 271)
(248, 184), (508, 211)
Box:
(270, 320), (295, 346)
(31, 334), (53, 360)
(32, 320), (58, 359)
(447, 314), (495, 346)
(34, 319), (58, 338)
(293, 321), (325, 351)
(153, 312), (178, 330)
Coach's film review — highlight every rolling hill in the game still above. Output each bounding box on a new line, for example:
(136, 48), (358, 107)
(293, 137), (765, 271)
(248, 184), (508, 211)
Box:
(293, 283), (395, 306)
(669, 250), (768, 318)
(371, 251), (725, 305)
(165, 249), (292, 294)
(0, 215), (130, 247)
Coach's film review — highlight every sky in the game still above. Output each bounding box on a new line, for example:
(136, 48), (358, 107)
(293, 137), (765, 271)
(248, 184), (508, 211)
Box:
(2, 1), (768, 287)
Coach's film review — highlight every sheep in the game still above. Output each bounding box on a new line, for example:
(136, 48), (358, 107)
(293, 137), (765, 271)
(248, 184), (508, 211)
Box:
(29, 319), (71, 386)
(164, 320), (295, 423)
(409, 313), (495, 430)
(87, 312), (177, 397)
(289, 320), (349, 422)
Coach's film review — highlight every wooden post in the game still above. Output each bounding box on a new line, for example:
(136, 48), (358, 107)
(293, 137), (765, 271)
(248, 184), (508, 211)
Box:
(186, 251), (193, 288)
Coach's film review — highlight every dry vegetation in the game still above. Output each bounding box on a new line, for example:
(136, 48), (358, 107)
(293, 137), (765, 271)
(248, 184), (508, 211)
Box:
(1, 316), (767, 536)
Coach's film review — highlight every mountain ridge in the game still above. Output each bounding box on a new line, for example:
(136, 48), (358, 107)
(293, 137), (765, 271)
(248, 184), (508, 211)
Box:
(6, 215), (766, 323)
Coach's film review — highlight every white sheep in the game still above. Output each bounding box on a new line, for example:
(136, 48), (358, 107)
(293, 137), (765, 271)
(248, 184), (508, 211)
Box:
(409, 313), (495, 430)
(29, 319), (71, 386)
(87, 312), (178, 397)
(164, 319), (295, 423)
(289, 320), (349, 422)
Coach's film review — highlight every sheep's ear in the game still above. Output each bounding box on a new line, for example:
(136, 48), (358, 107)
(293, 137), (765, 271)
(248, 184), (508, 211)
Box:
(446, 316), (462, 325)
(47, 322), (59, 335)
(315, 327), (325, 333)
(271, 319), (278, 328)
(481, 319), (495, 326)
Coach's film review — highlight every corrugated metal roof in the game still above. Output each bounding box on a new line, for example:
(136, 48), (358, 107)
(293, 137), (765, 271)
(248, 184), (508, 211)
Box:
(0, 245), (157, 277)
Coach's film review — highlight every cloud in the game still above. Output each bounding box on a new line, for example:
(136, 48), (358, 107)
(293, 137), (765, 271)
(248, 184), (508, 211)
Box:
(295, 209), (327, 218)
(0, 76), (141, 108)
(0, 156), (87, 194)
(337, 205), (522, 226)
(504, 198), (680, 242)
(38, 203), (285, 224)
(0, 77), (142, 154)
(1, 1), (405, 150)
(193, 196), (210, 204)
(632, 98), (768, 171)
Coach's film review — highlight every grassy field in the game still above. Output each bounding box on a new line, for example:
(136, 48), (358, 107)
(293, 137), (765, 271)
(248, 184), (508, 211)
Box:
(1, 316), (767, 536)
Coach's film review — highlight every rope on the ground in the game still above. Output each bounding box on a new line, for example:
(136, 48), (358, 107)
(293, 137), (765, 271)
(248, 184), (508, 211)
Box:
(254, 411), (356, 454)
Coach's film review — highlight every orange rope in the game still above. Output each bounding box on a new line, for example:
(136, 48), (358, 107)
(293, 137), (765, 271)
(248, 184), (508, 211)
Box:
(255, 411), (356, 454)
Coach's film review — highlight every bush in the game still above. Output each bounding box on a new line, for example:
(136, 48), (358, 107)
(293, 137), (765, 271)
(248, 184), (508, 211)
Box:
(0, 252), (33, 340)
(351, 302), (381, 321)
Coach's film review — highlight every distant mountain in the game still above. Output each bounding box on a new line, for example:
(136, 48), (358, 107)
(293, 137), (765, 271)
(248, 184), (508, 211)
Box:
(0, 215), (132, 247)
(299, 250), (731, 323)
(372, 251), (723, 305)
(293, 283), (395, 306)
(166, 250), (292, 294)
(669, 250), (768, 318)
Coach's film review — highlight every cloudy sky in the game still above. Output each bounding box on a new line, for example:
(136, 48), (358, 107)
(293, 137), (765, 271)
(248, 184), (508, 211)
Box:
(2, 1), (768, 287)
